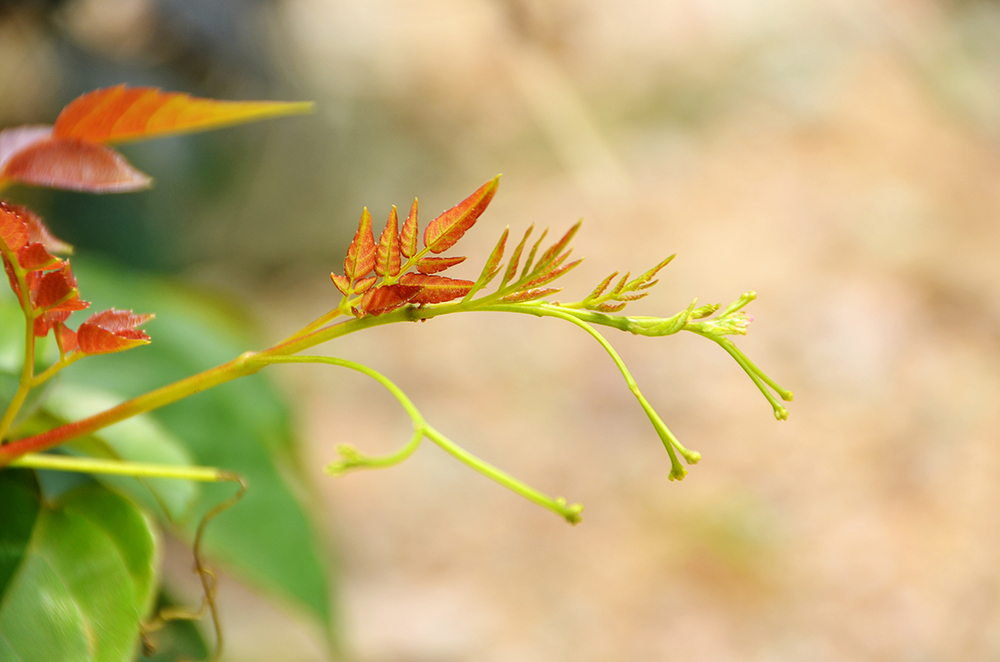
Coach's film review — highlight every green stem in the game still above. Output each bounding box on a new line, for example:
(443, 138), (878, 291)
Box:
(9, 453), (229, 482)
(422, 425), (583, 524)
(0, 248), (37, 442)
(260, 354), (582, 523)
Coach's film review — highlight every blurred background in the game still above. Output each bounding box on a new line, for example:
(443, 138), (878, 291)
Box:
(4, 0), (1000, 660)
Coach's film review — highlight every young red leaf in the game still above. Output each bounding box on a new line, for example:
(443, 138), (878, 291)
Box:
(423, 176), (499, 254)
(343, 208), (376, 281)
(375, 206), (402, 277)
(415, 256), (466, 274)
(498, 287), (561, 303)
(330, 273), (351, 296)
(586, 272), (619, 301)
(0, 201), (30, 252)
(359, 283), (422, 316)
(399, 199), (418, 258)
(479, 227), (508, 282)
(353, 276), (377, 294)
(16, 243), (61, 271)
(32, 265), (88, 313)
(501, 225), (533, 288)
(519, 229), (548, 280)
(527, 221), (581, 279)
(76, 308), (153, 354)
(52, 85), (313, 144)
(399, 273), (474, 304)
(523, 258), (582, 290)
(0, 138), (152, 192)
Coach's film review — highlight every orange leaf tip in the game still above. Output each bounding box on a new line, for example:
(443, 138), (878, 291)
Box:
(53, 85), (314, 144)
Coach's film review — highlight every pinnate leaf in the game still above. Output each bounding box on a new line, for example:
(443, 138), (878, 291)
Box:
(400, 199), (419, 258)
(0, 138), (152, 192)
(400, 273), (474, 304)
(423, 176), (499, 254)
(375, 207), (401, 277)
(416, 256), (466, 274)
(53, 85), (313, 144)
(344, 208), (376, 281)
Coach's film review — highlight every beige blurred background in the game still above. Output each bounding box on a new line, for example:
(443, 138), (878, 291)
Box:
(5, 0), (1000, 660)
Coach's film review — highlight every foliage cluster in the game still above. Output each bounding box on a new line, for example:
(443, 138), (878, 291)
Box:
(0, 86), (791, 661)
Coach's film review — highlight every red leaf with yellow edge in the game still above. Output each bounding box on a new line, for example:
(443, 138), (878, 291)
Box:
(359, 284), (422, 316)
(423, 176), (499, 254)
(32, 265), (88, 313)
(0, 138), (152, 192)
(502, 224), (533, 288)
(16, 243), (61, 271)
(330, 273), (351, 296)
(53, 85), (313, 144)
(400, 199), (418, 258)
(400, 273), (474, 304)
(77, 308), (153, 354)
(354, 276), (377, 294)
(375, 206), (401, 277)
(416, 256), (466, 274)
(343, 208), (376, 281)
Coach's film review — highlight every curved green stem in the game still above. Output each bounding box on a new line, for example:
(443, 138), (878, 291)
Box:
(259, 354), (583, 524)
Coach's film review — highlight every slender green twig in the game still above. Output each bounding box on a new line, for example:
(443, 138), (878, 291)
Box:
(260, 354), (583, 523)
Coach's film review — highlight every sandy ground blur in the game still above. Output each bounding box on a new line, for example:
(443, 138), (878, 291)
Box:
(8, 1), (1000, 660)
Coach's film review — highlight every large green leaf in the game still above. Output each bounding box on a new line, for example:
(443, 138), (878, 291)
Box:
(60, 258), (333, 631)
(0, 471), (160, 662)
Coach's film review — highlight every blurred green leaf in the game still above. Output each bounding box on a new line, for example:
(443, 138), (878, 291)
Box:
(42, 383), (201, 522)
(0, 471), (160, 662)
(60, 258), (334, 632)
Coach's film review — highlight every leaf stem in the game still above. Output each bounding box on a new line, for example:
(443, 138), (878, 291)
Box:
(9, 453), (229, 482)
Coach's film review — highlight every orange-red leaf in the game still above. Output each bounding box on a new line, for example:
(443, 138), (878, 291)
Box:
(400, 199), (418, 258)
(53, 85), (313, 144)
(415, 256), (466, 274)
(375, 206), (401, 277)
(56, 322), (78, 353)
(77, 308), (153, 354)
(32, 265), (88, 312)
(0, 138), (152, 192)
(330, 273), (351, 295)
(532, 221), (581, 276)
(343, 208), (376, 281)
(400, 273), (474, 304)
(359, 284), (422, 316)
(354, 276), (377, 294)
(423, 176), (499, 254)
(478, 227), (508, 282)
(16, 243), (61, 271)
(0, 201), (30, 252)
(501, 225), (533, 287)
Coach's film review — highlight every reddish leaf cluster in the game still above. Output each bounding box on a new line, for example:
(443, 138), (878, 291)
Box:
(0, 203), (151, 355)
(332, 177), (500, 316)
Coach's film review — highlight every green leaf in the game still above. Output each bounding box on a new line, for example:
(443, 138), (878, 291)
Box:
(60, 258), (334, 632)
(0, 469), (40, 599)
(0, 471), (160, 662)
